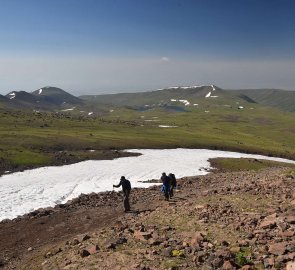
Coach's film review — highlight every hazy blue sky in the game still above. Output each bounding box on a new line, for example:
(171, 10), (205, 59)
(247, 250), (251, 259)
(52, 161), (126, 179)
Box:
(0, 0), (294, 95)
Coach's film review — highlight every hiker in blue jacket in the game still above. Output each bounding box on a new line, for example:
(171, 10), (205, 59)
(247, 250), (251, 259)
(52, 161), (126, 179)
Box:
(161, 172), (170, 200)
(113, 176), (131, 212)
(168, 173), (177, 198)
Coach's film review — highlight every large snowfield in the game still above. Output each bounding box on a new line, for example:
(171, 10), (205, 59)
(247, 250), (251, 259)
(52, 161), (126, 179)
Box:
(1, 149), (295, 221)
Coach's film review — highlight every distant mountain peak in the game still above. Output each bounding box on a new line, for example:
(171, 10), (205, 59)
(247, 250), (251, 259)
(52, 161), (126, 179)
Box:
(157, 85), (213, 91)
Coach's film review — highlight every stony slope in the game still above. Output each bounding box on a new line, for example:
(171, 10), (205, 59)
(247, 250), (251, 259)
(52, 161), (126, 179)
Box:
(0, 166), (294, 270)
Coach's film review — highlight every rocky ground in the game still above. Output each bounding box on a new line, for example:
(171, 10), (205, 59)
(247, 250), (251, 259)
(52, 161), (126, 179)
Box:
(0, 166), (295, 270)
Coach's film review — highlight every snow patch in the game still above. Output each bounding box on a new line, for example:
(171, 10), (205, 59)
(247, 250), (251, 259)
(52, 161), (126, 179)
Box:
(88, 112), (93, 116)
(158, 125), (178, 128)
(171, 99), (190, 106)
(205, 92), (211, 98)
(9, 92), (16, 99)
(1, 148), (295, 221)
(38, 89), (42, 95)
(61, 107), (76, 112)
(179, 99), (190, 106)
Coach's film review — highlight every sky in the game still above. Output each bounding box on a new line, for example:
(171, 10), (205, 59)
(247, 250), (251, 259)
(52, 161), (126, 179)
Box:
(0, 0), (295, 95)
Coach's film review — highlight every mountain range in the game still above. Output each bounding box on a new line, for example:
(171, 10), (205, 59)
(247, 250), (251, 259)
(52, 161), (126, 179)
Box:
(0, 85), (294, 113)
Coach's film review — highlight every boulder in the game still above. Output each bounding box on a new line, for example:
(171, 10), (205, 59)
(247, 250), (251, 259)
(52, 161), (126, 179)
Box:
(87, 245), (100, 255)
(286, 216), (295, 224)
(260, 219), (276, 229)
(134, 230), (152, 241)
(79, 249), (90, 258)
(76, 234), (90, 242)
(286, 261), (295, 270)
(222, 260), (237, 270)
(268, 243), (287, 255)
(191, 232), (205, 247)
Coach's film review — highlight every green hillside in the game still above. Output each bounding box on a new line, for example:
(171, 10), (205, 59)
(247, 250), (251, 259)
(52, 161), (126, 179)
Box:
(80, 86), (295, 112)
(231, 89), (295, 111)
(0, 98), (294, 174)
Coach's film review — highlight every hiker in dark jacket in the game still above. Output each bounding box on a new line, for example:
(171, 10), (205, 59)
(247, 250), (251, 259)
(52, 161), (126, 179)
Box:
(113, 176), (131, 212)
(161, 172), (170, 200)
(168, 173), (177, 198)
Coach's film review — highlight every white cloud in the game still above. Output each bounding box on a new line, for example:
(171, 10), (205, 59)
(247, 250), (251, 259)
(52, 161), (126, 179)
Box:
(160, 56), (170, 62)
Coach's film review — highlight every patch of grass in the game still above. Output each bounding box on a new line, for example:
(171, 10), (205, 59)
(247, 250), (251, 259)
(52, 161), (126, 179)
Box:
(162, 258), (184, 269)
(0, 104), (294, 170)
(234, 248), (253, 267)
(209, 158), (295, 173)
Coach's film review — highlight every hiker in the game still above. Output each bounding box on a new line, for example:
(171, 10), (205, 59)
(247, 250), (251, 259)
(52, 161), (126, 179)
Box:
(161, 172), (170, 200)
(168, 173), (177, 198)
(113, 176), (131, 212)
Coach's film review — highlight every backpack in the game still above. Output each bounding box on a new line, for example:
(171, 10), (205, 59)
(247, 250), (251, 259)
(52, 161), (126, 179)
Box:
(169, 173), (177, 187)
(123, 179), (131, 191)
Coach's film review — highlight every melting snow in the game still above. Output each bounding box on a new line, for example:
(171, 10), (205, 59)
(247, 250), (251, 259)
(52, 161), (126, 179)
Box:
(38, 89), (42, 94)
(238, 106), (244, 109)
(61, 107), (76, 112)
(193, 104), (198, 106)
(211, 85), (216, 91)
(179, 99), (190, 106)
(158, 125), (178, 128)
(9, 92), (16, 99)
(88, 112), (93, 115)
(1, 148), (295, 221)
(171, 99), (190, 106)
(205, 92), (211, 98)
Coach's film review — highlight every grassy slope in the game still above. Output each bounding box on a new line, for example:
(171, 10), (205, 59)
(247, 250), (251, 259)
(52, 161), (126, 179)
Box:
(209, 157), (295, 172)
(232, 89), (295, 112)
(0, 97), (294, 171)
